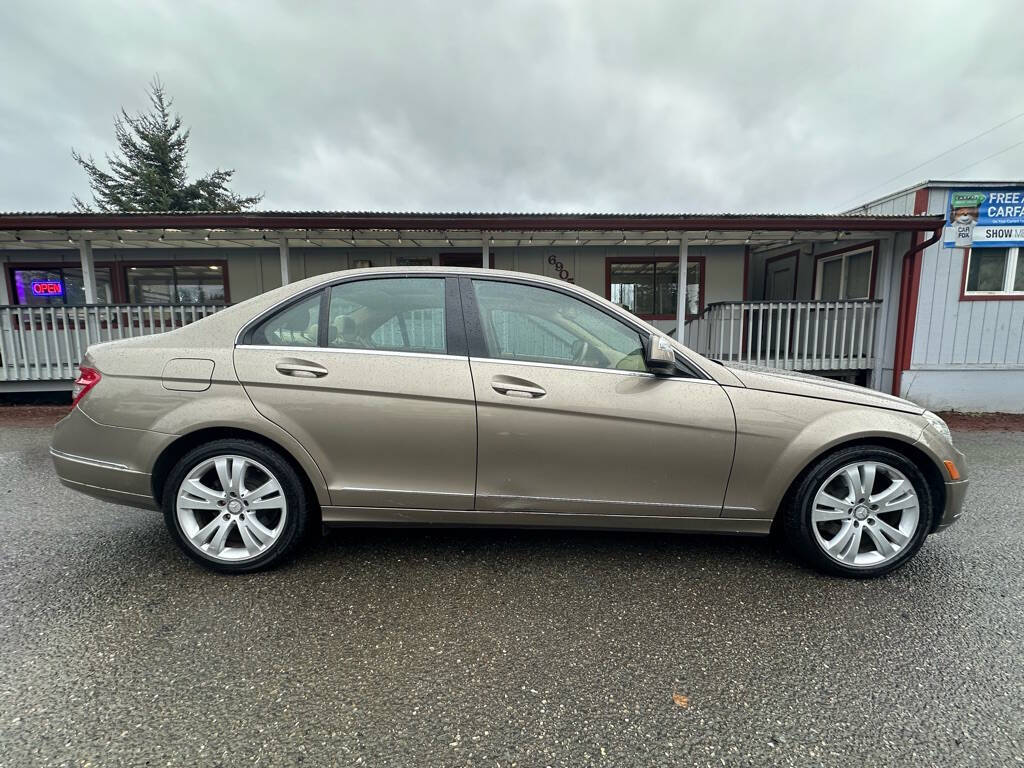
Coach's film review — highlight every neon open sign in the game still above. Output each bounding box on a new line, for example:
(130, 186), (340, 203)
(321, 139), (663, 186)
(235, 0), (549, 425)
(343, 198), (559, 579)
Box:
(30, 280), (64, 297)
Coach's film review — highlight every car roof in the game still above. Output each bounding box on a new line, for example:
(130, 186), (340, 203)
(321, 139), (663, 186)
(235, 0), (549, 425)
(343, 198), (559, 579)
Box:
(311, 265), (571, 284)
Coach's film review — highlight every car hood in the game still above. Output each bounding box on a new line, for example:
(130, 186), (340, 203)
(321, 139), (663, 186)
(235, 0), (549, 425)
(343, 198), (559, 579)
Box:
(723, 362), (924, 414)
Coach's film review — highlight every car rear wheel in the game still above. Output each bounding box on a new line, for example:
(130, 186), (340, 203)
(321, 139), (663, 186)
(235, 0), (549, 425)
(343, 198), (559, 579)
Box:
(162, 439), (308, 573)
(783, 445), (935, 578)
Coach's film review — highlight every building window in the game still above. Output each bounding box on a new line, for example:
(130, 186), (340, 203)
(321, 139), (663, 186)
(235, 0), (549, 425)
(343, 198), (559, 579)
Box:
(8, 262), (227, 305)
(126, 264), (226, 304)
(396, 256), (433, 267)
(963, 248), (1024, 296)
(814, 246), (874, 300)
(607, 258), (703, 319)
(10, 267), (114, 305)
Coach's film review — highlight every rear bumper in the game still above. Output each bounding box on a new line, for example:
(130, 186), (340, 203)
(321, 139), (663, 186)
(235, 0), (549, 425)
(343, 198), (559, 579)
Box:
(50, 407), (172, 511)
(50, 449), (158, 510)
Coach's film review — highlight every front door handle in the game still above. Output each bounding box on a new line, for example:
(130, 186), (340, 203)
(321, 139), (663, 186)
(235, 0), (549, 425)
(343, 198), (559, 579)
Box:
(275, 360), (328, 378)
(491, 380), (546, 399)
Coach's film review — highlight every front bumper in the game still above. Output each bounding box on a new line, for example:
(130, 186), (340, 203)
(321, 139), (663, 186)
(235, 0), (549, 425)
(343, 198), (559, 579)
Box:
(50, 407), (173, 511)
(935, 478), (969, 532)
(913, 427), (969, 533)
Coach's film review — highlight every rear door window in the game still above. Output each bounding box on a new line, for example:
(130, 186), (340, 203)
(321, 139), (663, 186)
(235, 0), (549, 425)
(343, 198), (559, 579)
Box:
(327, 278), (446, 354)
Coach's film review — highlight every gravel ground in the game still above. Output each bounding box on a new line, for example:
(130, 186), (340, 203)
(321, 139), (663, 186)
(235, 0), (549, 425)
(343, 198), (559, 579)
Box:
(0, 425), (1020, 767)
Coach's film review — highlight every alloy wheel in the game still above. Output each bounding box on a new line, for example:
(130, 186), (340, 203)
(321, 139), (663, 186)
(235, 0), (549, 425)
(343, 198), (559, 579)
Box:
(810, 460), (920, 568)
(175, 454), (288, 562)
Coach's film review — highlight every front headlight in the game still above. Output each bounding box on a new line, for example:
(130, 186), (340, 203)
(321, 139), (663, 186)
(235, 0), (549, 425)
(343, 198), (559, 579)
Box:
(923, 410), (952, 444)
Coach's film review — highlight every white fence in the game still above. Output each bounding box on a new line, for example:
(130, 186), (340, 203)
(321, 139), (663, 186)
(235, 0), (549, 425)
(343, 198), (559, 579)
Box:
(1, 299), (882, 385)
(682, 300), (883, 371)
(0, 304), (225, 383)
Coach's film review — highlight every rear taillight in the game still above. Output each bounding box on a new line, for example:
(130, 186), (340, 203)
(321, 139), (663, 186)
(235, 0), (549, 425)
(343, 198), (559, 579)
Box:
(71, 367), (101, 409)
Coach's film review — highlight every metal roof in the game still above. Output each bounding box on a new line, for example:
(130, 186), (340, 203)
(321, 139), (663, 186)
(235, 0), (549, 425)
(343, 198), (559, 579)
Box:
(844, 179), (1024, 212)
(0, 210), (944, 233)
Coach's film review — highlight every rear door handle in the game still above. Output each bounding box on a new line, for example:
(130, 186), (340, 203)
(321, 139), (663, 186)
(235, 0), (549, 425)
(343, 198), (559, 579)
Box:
(491, 381), (546, 399)
(275, 360), (328, 378)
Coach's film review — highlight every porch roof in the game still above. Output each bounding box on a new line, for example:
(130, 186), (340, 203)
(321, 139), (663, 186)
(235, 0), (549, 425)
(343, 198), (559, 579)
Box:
(0, 210), (944, 250)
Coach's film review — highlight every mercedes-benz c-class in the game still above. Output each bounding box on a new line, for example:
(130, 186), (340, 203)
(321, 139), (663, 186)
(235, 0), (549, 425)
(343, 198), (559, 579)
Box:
(51, 267), (967, 576)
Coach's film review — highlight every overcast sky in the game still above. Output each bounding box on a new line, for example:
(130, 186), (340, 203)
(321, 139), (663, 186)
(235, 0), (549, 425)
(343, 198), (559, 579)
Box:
(1, 0), (1022, 215)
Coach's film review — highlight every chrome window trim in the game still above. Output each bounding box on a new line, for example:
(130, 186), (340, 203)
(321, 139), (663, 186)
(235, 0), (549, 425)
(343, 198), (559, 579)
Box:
(235, 343), (460, 362)
(49, 448), (147, 475)
(468, 356), (718, 382)
(231, 268), (714, 379)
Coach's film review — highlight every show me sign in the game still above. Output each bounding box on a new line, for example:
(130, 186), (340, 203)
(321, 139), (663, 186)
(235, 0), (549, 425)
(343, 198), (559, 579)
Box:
(944, 188), (1024, 248)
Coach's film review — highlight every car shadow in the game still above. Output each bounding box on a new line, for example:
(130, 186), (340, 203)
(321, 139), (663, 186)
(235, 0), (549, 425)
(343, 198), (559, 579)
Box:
(301, 523), (802, 577)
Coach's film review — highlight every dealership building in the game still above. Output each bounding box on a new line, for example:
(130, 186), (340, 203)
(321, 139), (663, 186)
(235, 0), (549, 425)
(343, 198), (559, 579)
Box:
(1, 179), (1022, 411)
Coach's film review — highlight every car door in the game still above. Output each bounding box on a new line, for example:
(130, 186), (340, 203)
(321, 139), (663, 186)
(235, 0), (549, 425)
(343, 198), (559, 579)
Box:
(234, 275), (476, 511)
(462, 276), (736, 518)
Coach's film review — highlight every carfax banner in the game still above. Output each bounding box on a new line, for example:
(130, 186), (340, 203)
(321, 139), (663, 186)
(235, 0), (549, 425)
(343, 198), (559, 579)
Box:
(943, 188), (1024, 248)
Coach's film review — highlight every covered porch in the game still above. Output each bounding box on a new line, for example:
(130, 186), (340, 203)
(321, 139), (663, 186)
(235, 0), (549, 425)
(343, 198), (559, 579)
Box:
(0, 211), (943, 390)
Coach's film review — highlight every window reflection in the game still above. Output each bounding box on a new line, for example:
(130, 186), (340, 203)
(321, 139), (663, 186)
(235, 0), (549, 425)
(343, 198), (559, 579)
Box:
(12, 267), (113, 305)
(127, 265), (225, 304)
(609, 259), (701, 317)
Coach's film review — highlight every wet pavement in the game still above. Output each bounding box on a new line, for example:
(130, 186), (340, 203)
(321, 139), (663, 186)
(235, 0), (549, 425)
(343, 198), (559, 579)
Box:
(0, 424), (1021, 767)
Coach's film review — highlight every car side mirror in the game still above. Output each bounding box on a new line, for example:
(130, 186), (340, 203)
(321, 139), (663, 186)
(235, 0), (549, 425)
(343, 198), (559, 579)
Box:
(644, 333), (677, 375)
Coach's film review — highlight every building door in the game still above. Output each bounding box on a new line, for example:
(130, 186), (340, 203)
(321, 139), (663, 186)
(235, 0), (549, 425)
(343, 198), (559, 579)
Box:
(765, 254), (797, 300)
(763, 254), (797, 356)
(462, 276), (736, 518)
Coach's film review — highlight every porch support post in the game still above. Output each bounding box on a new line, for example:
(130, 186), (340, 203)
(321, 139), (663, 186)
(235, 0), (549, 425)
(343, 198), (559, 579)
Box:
(279, 235), (291, 286)
(675, 233), (689, 340)
(78, 238), (97, 304)
(0, 256), (10, 304)
(482, 231), (490, 269)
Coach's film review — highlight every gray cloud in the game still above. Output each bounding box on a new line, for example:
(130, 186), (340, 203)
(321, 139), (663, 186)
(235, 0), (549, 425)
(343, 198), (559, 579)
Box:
(1, 0), (1022, 214)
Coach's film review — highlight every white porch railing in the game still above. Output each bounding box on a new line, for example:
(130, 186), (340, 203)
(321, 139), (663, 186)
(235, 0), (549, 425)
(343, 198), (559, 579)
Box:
(0, 304), (226, 383)
(682, 300), (883, 371)
(1, 299), (882, 384)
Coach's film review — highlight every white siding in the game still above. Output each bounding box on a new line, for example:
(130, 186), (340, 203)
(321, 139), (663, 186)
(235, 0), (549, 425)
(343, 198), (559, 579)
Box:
(911, 187), (1024, 369)
(856, 182), (1024, 410)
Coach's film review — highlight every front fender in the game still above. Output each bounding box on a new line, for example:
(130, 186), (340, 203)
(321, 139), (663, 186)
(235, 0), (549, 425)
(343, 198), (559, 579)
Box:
(721, 387), (928, 519)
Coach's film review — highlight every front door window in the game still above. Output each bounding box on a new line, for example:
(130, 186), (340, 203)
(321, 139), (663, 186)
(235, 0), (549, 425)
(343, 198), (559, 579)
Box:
(471, 279), (646, 372)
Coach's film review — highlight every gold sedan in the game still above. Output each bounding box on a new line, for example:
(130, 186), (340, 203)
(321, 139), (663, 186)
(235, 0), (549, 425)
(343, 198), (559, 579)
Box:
(51, 268), (968, 576)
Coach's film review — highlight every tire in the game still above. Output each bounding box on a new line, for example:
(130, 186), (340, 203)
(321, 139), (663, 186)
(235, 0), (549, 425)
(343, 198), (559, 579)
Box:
(782, 445), (935, 578)
(161, 439), (309, 573)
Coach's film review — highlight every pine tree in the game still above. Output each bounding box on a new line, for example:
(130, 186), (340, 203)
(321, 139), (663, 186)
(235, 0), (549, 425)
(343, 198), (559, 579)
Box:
(72, 78), (262, 212)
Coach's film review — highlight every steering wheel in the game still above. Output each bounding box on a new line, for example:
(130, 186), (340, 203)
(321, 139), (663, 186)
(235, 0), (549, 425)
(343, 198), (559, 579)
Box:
(571, 339), (590, 364)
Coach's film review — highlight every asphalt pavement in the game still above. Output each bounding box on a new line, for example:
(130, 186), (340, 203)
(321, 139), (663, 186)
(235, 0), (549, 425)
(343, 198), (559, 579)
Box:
(0, 423), (1021, 767)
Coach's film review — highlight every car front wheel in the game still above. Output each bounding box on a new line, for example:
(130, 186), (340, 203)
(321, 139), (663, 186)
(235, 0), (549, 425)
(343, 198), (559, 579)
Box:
(162, 439), (308, 573)
(784, 445), (935, 578)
